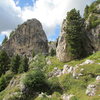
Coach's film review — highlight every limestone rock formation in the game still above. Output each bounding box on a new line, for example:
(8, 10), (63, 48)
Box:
(1, 19), (48, 57)
(56, 19), (69, 62)
(85, 2), (100, 52)
(56, 1), (100, 62)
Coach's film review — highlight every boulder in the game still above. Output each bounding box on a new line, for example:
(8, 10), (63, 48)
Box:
(80, 60), (94, 66)
(96, 76), (100, 81)
(62, 64), (74, 74)
(62, 94), (74, 100)
(48, 67), (62, 77)
(86, 84), (96, 96)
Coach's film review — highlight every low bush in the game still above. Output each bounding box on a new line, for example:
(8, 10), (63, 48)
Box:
(48, 77), (63, 94)
(23, 69), (49, 94)
(0, 71), (13, 92)
(30, 53), (46, 70)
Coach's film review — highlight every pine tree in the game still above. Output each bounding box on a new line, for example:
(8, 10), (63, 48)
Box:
(0, 50), (10, 76)
(50, 48), (56, 56)
(66, 9), (87, 59)
(18, 55), (29, 73)
(84, 5), (89, 19)
(11, 54), (21, 74)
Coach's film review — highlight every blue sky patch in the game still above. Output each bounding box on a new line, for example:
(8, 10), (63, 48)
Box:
(0, 34), (5, 45)
(14, 0), (36, 7)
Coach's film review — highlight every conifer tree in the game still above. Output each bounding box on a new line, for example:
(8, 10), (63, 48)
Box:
(66, 9), (87, 59)
(19, 55), (29, 73)
(11, 54), (21, 74)
(84, 5), (89, 19)
(0, 50), (10, 76)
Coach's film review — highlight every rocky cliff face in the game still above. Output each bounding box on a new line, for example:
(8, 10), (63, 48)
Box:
(85, 2), (100, 52)
(56, 19), (69, 62)
(56, 1), (100, 62)
(1, 19), (48, 57)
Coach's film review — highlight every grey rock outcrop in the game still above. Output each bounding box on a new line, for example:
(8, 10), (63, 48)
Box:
(56, 2), (100, 62)
(86, 23), (100, 52)
(56, 19), (92, 62)
(1, 19), (48, 57)
(85, 3), (100, 52)
(91, 25), (100, 51)
(86, 84), (97, 96)
(56, 19), (70, 62)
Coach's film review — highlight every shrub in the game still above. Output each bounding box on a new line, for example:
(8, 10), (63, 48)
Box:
(31, 53), (46, 70)
(23, 70), (49, 93)
(18, 55), (29, 73)
(0, 71), (13, 92)
(50, 48), (56, 56)
(48, 77), (62, 94)
(0, 75), (6, 92)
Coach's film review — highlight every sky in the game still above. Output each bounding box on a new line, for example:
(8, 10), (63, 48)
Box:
(0, 0), (95, 44)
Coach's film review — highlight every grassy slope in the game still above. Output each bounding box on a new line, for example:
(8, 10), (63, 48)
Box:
(44, 51), (100, 100)
(0, 51), (100, 100)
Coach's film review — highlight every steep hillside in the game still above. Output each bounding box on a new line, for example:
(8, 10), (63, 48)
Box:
(0, 51), (100, 100)
(85, 0), (100, 51)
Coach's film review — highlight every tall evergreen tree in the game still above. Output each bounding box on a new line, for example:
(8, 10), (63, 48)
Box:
(66, 9), (87, 59)
(18, 55), (29, 73)
(11, 54), (21, 74)
(84, 5), (89, 19)
(0, 50), (10, 76)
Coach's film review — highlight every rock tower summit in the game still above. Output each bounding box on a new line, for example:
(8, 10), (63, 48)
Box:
(2, 19), (48, 57)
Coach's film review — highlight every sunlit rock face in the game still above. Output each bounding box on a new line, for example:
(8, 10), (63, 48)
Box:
(1, 19), (48, 57)
(85, 3), (100, 52)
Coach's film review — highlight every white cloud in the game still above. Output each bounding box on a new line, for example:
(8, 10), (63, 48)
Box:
(0, 0), (22, 34)
(21, 0), (95, 37)
(0, 0), (95, 39)
(1, 30), (12, 37)
(0, 42), (2, 45)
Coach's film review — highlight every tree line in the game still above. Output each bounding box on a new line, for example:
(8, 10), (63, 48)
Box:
(0, 50), (29, 77)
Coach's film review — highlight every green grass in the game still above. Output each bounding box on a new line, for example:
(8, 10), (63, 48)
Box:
(46, 56), (67, 72)
(0, 51), (100, 100)
(0, 74), (23, 100)
(45, 51), (100, 100)
(58, 73), (98, 100)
